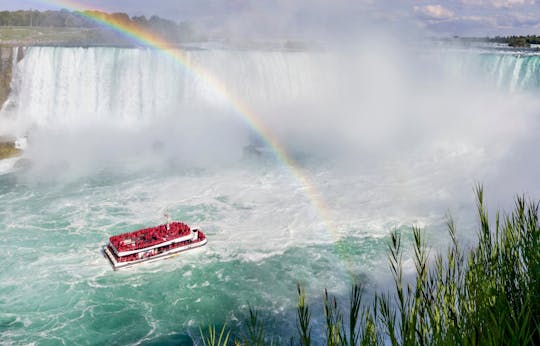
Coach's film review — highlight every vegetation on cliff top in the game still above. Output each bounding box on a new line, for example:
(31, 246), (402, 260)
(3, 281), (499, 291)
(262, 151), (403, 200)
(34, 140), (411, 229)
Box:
(489, 35), (540, 48)
(202, 187), (540, 345)
(0, 9), (195, 45)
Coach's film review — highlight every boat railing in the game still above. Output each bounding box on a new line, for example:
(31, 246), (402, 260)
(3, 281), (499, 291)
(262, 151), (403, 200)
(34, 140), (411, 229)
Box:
(110, 231), (206, 263)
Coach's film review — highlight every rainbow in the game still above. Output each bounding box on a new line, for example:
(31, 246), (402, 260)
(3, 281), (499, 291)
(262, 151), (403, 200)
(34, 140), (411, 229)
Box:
(37, 0), (354, 277)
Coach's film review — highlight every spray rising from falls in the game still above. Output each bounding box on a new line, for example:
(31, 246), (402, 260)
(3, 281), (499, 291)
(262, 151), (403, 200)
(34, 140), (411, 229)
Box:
(0, 47), (342, 176)
(1, 45), (539, 197)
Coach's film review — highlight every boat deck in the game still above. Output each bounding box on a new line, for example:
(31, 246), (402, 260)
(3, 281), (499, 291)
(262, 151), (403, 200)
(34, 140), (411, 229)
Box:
(103, 222), (208, 270)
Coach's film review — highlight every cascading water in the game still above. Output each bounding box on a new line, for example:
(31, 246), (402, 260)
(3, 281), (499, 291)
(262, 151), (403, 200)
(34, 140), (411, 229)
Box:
(1, 47), (333, 131)
(429, 49), (540, 91)
(3, 46), (540, 129)
(0, 45), (539, 344)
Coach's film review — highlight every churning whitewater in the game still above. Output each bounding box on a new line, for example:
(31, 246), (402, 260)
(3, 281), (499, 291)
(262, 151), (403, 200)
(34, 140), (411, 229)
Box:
(1, 45), (540, 344)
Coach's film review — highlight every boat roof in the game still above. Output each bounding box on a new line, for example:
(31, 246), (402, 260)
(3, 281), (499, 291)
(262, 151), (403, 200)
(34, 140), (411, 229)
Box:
(109, 222), (192, 253)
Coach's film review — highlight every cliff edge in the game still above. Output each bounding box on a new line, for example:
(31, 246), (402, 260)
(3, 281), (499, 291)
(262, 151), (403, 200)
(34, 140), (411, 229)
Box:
(0, 46), (23, 109)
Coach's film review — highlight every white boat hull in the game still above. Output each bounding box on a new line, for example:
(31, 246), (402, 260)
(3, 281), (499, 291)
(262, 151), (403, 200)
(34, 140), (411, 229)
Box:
(103, 238), (207, 270)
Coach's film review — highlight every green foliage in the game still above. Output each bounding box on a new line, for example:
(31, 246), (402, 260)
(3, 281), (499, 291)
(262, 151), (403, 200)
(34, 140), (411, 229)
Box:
(243, 305), (268, 346)
(0, 9), (194, 44)
(508, 37), (530, 47)
(296, 284), (312, 346)
(199, 324), (231, 346)
(367, 185), (539, 345)
(200, 187), (540, 345)
(489, 35), (540, 47)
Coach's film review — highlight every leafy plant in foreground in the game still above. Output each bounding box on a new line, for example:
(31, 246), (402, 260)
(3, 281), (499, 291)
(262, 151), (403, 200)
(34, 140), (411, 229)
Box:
(199, 324), (231, 346)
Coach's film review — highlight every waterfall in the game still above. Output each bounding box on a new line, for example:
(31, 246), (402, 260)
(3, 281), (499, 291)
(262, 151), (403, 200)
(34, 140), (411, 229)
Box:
(436, 51), (540, 91)
(1, 46), (539, 138)
(1, 47), (332, 130)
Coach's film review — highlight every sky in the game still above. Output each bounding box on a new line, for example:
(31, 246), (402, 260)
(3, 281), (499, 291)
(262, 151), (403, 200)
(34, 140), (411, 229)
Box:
(0, 0), (539, 37)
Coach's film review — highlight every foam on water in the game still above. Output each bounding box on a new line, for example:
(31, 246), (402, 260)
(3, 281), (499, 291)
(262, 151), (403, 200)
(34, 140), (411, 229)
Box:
(0, 151), (519, 343)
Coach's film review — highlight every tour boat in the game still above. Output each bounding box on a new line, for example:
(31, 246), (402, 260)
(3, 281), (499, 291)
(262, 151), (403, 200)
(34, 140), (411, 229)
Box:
(103, 221), (207, 270)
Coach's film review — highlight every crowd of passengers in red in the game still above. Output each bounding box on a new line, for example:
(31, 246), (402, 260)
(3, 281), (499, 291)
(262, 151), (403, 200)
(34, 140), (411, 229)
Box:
(109, 222), (193, 252)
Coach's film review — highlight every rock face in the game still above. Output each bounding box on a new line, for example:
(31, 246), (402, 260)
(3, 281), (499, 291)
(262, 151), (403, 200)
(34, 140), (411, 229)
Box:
(0, 141), (21, 159)
(0, 47), (23, 109)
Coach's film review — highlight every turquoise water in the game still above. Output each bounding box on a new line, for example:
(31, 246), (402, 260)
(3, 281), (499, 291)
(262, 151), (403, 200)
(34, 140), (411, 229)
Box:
(0, 165), (397, 344)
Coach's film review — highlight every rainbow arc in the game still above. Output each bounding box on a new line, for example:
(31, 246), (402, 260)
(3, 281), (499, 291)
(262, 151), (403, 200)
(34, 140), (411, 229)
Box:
(35, 0), (353, 278)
